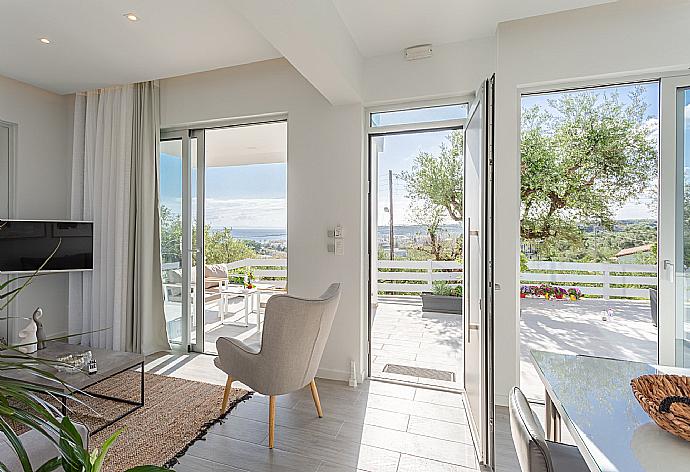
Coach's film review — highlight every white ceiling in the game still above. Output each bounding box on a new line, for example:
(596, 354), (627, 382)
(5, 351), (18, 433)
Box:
(205, 121), (287, 167)
(332, 0), (616, 58)
(0, 0), (616, 95)
(160, 121), (287, 167)
(0, 0), (280, 94)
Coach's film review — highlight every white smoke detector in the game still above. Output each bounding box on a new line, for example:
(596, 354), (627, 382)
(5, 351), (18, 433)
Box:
(404, 44), (433, 61)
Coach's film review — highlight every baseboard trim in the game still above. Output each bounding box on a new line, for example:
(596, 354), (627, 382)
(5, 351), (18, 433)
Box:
(316, 367), (350, 382)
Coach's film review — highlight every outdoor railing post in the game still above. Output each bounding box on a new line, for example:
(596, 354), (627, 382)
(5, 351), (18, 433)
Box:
(428, 260), (433, 292)
(603, 266), (610, 300)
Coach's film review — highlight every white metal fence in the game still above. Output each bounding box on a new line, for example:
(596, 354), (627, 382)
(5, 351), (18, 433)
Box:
(521, 261), (657, 299)
(224, 258), (288, 288)
(376, 259), (463, 294)
(372, 259), (657, 299)
(163, 258), (658, 299)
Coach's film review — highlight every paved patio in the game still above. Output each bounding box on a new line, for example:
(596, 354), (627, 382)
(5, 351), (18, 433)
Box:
(371, 296), (463, 389)
(520, 297), (657, 401)
(165, 294), (267, 353)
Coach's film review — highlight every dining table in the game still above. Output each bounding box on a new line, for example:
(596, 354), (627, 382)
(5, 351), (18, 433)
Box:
(531, 350), (690, 472)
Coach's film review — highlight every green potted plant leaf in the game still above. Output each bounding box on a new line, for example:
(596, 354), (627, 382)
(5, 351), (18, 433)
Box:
(421, 281), (463, 314)
(0, 236), (170, 471)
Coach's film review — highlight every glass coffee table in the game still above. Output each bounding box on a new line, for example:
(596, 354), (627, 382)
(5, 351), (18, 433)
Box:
(3, 341), (144, 433)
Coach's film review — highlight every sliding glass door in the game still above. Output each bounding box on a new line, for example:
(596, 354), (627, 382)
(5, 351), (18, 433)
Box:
(160, 133), (194, 348)
(160, 121), (288, 353)
(658, 76), (690, 367)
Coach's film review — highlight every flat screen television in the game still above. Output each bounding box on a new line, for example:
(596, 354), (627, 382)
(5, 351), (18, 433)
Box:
(0, 220), (94, 273)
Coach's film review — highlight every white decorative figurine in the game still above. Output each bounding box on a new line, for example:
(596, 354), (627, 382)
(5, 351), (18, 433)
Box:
(34, 308), (47, 350)
(17, 318), (37, 354)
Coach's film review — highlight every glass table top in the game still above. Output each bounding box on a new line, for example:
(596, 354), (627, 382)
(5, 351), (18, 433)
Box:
(531, 350), (690, 472)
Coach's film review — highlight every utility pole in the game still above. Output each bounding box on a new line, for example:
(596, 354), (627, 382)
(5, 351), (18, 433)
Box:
(388, 170), (394, 260)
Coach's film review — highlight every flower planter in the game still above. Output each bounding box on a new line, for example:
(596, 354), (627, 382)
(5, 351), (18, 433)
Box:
(421, 293), (462, 314)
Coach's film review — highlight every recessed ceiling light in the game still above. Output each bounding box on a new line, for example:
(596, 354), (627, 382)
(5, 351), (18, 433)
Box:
(124, 13), (139, 21)
(39, 38), (51, 44)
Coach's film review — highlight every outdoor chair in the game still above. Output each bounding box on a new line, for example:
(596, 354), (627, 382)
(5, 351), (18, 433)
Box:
(214, 283), (341, 448)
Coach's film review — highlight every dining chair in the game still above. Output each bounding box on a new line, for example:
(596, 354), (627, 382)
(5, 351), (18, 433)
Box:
(509, 387), (589, 472)
(214, 283), (342, 448)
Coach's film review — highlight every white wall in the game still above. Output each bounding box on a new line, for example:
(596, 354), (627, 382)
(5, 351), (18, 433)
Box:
(160, 59), (367, 380)
(363, 37), (496, 106)
(493, 0), (690, 405)
(0, 74), (74, 339)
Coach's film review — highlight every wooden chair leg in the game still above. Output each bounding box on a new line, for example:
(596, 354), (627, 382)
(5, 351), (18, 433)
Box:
(268, 396), (276, 449)
(310, 379), (323, 418)
(221, 375), (233, 413)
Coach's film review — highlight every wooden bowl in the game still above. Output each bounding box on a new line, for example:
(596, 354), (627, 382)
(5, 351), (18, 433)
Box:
(631, 374), (690, 442)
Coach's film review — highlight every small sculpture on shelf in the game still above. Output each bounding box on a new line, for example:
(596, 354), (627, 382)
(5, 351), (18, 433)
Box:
(17, 307), (47, 353)
(17, 316), (38, 354)
(34, 307), (47, 350)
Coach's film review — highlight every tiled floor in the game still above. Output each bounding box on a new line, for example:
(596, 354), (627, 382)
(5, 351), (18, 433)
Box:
(146, 352), (481, 472)
(371, 297), (463, 390)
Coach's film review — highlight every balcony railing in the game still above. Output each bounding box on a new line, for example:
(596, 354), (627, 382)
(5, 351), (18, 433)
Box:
(163, 258), (657, 300)
(161, 258), (288, 289)
(375, 259), (463, 294)
(521, 261), (656, 299)
(372, 259), (656, 299)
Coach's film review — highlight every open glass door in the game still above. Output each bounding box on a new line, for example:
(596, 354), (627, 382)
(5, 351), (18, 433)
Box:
(463, 77), (495, 469)
(659, 75), (690, 367)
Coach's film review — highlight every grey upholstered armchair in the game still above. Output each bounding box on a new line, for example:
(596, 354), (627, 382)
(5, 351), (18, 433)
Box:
(214, 283), (342, 448)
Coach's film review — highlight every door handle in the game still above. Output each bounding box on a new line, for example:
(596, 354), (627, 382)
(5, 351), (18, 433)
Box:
(466, 217), (471, 343)
(664, 259), (675, 283)
(469, 323), (480, 330)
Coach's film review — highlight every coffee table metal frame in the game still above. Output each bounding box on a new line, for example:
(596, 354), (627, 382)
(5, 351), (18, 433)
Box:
(59, 361), (145, 434)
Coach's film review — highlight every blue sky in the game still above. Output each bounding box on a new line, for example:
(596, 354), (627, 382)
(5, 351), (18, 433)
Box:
(375, 82), (660, 227)
(162, 83), (661, 231)
(160, 158), (287, 229)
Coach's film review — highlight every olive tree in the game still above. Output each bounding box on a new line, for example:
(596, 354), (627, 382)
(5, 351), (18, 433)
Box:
(521, 86), (657, 248)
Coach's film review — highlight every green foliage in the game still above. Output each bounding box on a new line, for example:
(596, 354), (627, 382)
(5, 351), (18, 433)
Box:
(0, 227), (169, 471)
(529, 220), (656, 262)
(520, 252), (529, 272)
(400, 130), (464, 222)
(159, 205), (182, 264)
(160, 205), (257, 265)
(204, 227), (257, 265)
(409, 201), (461, 261)
(521, 86), (658, 247)
(432, 281), (462, 297)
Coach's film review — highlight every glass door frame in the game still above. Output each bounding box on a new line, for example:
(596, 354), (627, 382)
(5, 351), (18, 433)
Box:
(463, 77), (495, 470)
(162, 116), (288, 353)
(160, 130), (192, 350)
(659, 75), (690, 366)
(365, 97), (471, 384)
(191, 129), (206, 353)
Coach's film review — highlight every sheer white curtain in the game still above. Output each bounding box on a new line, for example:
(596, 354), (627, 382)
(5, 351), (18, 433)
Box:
(69, 82), (169, 354)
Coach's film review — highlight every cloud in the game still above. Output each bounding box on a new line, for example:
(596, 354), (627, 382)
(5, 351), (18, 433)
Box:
(204, 198), (286, 229)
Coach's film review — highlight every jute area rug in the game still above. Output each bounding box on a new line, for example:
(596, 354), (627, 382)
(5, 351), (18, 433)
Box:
(64, 371), (250, 471)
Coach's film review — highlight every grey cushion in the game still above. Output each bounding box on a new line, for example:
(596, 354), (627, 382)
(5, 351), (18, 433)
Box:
(509, 387), (588, 472)
(215, 283), (341, 396)
(0, 422), (89, 471)
(547, 441), (589, 472)
(510, 386), (552, 472)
